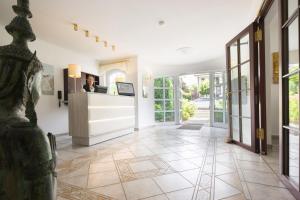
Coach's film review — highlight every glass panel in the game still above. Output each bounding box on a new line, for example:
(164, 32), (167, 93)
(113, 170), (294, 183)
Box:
(230, 42), (238, 67)
(165, 112), (175, 122)
(289, 74), (299, 128)
(242, 117), (252, 146)
(231, 67), (239, 92)
(165, 77), (174, 88)
(288, 17), (299, 74)
(289, 129), (299, 186)
(241, 63), (250, 90)
(214, 72), (223, 85)
(154, 78), (164, 87)
(214, 112), (224, 123)
(288, 0), (299, 18)
(155, 112), (164, 122)
(155, 101), (164, 111)
(241, 90), (251, 118)
(232, 116), (240, 141)
(165, 89), (174, 99)
(232, 92), (239, 116)
(214, 99), (224, 110)
(214, 85), (223, 98)
(154, 89), (164, 99)
(240, 34), (250, 63)
(165, 100), (174, 111)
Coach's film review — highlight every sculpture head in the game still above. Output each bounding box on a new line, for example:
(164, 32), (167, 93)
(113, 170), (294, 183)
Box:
(0, 0), (41, 121)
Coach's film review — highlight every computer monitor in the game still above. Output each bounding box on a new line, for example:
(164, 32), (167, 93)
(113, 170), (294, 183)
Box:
(94, 85), (108, 94)
(116, 82), (135, 96)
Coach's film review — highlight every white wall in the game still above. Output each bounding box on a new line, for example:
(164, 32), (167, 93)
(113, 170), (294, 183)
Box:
(0, 24), (99, 135)
(264, 0), (280, 145)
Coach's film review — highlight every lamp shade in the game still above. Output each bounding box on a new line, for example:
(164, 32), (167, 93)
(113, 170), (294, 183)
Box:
(68, 64), (81, 78)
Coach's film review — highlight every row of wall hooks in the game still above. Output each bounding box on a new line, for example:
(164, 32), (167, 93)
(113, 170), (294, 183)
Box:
(72, 23), (116, 51)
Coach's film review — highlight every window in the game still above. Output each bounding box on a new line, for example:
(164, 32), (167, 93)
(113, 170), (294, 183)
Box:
(154, 77), (175, 122)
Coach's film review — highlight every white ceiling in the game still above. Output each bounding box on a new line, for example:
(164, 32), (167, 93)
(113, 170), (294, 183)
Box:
(0, 0), (263, 66)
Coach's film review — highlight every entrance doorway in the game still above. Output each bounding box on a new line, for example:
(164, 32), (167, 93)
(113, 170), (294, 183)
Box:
(179, 74), (211, 126)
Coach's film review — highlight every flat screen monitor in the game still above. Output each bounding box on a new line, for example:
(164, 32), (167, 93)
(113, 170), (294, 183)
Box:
(95, 85), (108, 94)
(116, 82), (135, 96)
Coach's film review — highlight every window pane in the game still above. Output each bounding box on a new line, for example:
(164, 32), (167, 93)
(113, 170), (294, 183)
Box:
(155, 112), (164, 122)
(155, 101), (164, 111)
(165, 89), (174, 99)
(289, 130), (299, 186)
(165, 77), (174, 88)
(232, 116), (240, 141)
(154, 89), (164, 99)
(154, 78), (164, 87)
(232, 92), (239, 116)
(214, 99), (224, 110)
(241, 63), (250, 90)
(165, 100), (174, 111)
(242, 117), (252, 146)
(241, 90), (251, 118)
(288, 17), (299, 74)
(165, 112), (175, 122)
(288, 0), (298, 18)
(230, 42), (238, 67)
(240, 34), (250, 63)
(214, 72), (223, 85)
(214, 85), (223, 98)
(289, 74), (299, 128)
(231, 67), (239, 92)
(214, 112), (223, 123)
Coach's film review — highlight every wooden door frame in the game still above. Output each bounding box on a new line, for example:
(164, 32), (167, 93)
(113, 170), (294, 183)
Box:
(226, 23), (260, 153)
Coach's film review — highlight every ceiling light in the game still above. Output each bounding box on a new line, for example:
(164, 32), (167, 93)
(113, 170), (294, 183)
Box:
(85, 30), (90, 37)
(158, 20), (165, 26)
(73, 23), (78, 31)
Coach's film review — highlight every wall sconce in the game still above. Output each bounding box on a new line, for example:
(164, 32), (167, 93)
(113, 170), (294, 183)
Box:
(112, 45), (116, 51)
(85, 30), (90, 37)
(95, 36), (100, 43)
(272, 52), (279, 84)
(103, 41), (108, 48)
(73, 23), (78, 31)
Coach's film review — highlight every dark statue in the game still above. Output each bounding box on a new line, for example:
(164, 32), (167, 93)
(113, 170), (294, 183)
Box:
(0, 0), (57, 199)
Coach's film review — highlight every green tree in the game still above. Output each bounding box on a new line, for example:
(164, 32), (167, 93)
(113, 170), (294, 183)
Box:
(199, 79), (209, 97)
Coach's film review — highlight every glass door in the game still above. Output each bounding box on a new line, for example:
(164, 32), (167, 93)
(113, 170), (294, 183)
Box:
(226, 23), (260, 152)
(281, 0), (300, 194)
(212, 72), (228, 128)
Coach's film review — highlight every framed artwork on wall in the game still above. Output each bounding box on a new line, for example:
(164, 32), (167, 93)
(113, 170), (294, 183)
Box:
(41, 63), (55, 95)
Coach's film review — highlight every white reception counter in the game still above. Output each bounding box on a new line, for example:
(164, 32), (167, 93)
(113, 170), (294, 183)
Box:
(68, 93), (135, 146)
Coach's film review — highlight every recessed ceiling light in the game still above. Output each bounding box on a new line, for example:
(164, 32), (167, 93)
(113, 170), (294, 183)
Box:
(176, 47), (193, 55)
(158, 20), (165, 26)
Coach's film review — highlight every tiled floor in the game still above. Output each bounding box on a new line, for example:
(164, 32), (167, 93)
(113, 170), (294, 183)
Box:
(56, 126), (295, 200)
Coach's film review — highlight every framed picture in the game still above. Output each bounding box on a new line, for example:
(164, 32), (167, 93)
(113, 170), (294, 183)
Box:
(116, 82), (135, 96)
(41, 63), (54, 95)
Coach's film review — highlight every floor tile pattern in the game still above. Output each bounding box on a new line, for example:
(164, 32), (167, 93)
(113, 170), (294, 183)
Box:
(56, 126), (295, 200)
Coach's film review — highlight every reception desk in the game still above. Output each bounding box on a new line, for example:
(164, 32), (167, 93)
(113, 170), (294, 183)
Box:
(68, 93), (135, 146)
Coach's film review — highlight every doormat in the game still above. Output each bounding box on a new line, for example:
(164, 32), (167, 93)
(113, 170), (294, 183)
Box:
(178, 124), (203, 130)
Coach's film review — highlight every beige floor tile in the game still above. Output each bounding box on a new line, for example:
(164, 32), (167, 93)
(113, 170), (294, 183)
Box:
(247, 182), (296, 200)
(180, 169), (201, 185)
(217, 173), (243, 191)
(242, 169), (285, 188)
(87, 171), (120, 188)
(154, 173), (193, 193)
(143, 194), (169, 200)
(168, 159), (198, 171)
(159, 153), (182, 161)
(89, 162), (116, 174)
(166, 187), (195, 200)
(237, 160), (272, 173)
(91, 183), (126, 200)
(123, 178), (163, 200)
(113, 152), (135, 160)
(221, 193), (246, 200)
(129, 160), (158, 173)
(214, 178), (241, 200)
(216, 163), (236, 176)
(59, 175), (88, 188)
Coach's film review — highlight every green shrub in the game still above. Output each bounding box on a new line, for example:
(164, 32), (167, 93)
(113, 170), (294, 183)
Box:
(182, 100), (197, 121)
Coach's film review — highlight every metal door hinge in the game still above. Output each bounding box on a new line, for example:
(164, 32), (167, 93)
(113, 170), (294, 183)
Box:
(255, 27), (263, 42)
(256, 128), (265, 140)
